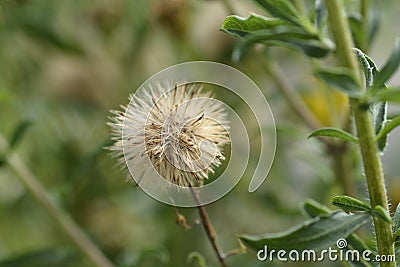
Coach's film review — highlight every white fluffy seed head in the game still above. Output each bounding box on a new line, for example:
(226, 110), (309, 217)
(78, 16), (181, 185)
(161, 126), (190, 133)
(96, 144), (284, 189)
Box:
(108, 83), (230, 187)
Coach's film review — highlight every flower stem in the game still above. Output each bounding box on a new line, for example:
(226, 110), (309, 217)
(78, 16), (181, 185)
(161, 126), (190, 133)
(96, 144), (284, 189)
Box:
(190, 187), (228, 267)
(324, 1), (395, 265)
(0, 135), (115, 267)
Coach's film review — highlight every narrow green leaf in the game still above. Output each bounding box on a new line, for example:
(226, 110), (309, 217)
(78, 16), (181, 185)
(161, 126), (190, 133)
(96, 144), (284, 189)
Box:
(232, 30), (331, 61)
(221, 14), (286, 38)
(373, 38), (400, 90)
(254, 0), (314, 31)
(371, 102), (388, 152)
(302, 199), (330, 218)
(353, 48), (374, 87)
(9, 120), (32, 150)
(352, 49), (389, 151)
(308, 127), (359, 144)
(239, 211), (370, 251)
(221, 12), (332, 61)
(331, 196), (371, 212)
(315, 68), (362, 97)
(376, 116), (400, 143)
(348, 14), (365, 51)
(302, 199), (374, 266)
(283, 38), (332, 58)
(372, 206), (391, 223)
(393, 203), (400, 238)
(375, 87), (400, 102)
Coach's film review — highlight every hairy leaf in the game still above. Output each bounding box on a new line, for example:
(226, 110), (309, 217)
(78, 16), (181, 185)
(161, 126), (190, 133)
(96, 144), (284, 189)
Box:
(308, 127), (359, 144)
(221, 14), (286, 38)
(239, 211), (370, 251)
(353, 49), (388, 151)
(353, 48), (374, 87)
(331, 196), (371, 212)
(221, 8), (332, 60)
(376, 116), (400, 143)
(302, 199), (330, 218)
(315, 68), (362, 97)
(231, 30), (331, 61)
(301, 199), (375, 266)
(348, 14), (365, 51)
(253, 0), (313, 31)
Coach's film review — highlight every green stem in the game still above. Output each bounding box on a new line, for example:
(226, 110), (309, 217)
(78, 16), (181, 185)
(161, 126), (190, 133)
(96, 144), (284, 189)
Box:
(0, 135), (115, 267)
(324, 1), (395, 266)
(361, 0), (370, 51)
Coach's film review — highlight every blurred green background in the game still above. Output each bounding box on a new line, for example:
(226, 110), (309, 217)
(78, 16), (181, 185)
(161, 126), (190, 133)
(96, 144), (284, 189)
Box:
(0, 0), (399, 266)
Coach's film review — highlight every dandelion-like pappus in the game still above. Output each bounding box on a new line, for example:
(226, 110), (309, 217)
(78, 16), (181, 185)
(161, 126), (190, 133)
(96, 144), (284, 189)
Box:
(108, 82), (230, 187)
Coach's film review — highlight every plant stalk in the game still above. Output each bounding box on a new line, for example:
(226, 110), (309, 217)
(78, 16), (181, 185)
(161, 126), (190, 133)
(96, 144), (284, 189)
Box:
(190, 187), (228, 267)
(324, 1), (395, 265)
(0, 135), (115, 267)
(361, 0), (370, 51)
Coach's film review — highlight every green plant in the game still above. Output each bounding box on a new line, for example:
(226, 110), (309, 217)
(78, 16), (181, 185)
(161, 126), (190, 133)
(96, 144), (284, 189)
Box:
(220, 0), (400, 266)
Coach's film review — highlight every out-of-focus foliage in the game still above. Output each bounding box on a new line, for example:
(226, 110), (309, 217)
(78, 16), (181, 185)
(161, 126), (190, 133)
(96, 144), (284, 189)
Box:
(0, 0), (400, 267)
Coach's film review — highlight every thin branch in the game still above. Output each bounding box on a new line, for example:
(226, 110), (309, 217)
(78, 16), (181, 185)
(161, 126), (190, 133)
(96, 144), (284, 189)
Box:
(0, 135), (116, 267)
(190, 187), (228, 267)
